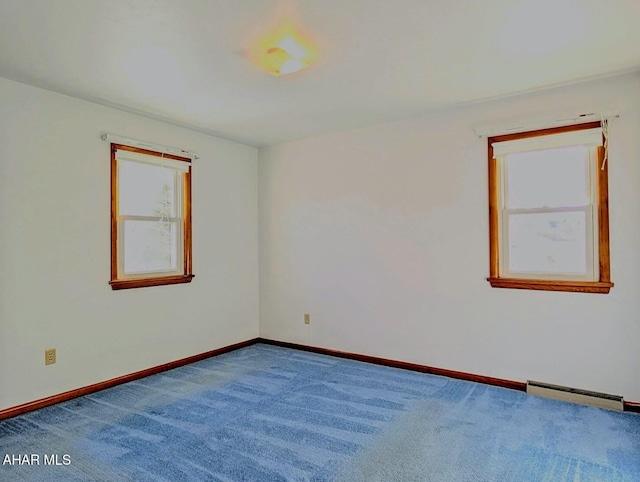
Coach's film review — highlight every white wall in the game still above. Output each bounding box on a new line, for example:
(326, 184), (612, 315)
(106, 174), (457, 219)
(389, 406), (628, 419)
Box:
(0, 78), (259, 411)
(259, 72), (640, 401)
(2, 72), (638, 412)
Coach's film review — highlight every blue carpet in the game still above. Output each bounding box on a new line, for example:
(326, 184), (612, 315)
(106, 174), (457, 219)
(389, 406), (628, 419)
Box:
(1, 344), (639, 481)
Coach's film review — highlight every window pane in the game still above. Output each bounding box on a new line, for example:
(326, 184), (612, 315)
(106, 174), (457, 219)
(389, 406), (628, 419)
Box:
(123, 220), (179, 274)
(507, 211), (588, 275)
(506, 146), (588, 209)
(119, 161), (177, 217)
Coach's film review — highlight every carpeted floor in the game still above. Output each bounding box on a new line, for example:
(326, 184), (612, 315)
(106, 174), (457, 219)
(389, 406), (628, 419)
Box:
(1, 344), (639, 481)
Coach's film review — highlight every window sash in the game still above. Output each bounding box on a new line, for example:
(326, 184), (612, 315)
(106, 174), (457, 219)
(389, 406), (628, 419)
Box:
(117, 160), (183, 218)
(502, 147), (591, 210)
(499, 206), (597, 281)
(117, 217), (184, 279)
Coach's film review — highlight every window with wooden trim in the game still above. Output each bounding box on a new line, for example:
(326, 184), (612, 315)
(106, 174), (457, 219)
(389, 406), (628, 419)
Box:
(487, 122), (613, 293)
(110, 143), (194, 290)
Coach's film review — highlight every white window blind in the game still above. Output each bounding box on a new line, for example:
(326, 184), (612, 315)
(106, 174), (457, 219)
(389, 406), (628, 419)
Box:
(492, 128), (602, 158)
(102, 133), (198, 160)
(115, 149), (191, 172)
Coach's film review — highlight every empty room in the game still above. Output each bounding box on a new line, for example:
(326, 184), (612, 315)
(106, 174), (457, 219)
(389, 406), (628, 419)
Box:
(1, 1), (639, 481)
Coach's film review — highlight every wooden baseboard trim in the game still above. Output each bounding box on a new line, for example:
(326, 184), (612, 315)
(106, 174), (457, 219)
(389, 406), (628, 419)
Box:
(624, 401), (640, 413)
(3, 337), (637, 419)
(0, 338), (260, 421)
(258, 339), (640, 413)
(257, 338), (527, 392)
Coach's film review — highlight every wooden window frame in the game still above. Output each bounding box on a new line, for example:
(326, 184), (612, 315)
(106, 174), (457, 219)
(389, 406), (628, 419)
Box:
(110, 143), (194, 290)
(487, 122), (613, 294)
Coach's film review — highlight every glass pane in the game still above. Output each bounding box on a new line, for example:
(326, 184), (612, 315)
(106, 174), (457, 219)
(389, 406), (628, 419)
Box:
(119, 161), (177, 217)
(506, 145), (588, 209)
(507, 211), (588, 275)
(123, 220), (179, 274)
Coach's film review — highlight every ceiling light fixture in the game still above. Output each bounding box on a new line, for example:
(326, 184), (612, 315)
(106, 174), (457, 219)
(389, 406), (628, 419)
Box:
(251, 29), (317, 77)
(248, 8), (319, 78)
(263, 35), (310, 76)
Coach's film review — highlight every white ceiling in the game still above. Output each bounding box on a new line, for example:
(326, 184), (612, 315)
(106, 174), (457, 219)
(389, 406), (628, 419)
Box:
(1, 0), (639, 147)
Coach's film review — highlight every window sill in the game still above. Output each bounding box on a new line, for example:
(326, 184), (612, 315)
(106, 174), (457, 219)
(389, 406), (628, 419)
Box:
(110, 274), (194, 291)
(487, 277), (613, 294)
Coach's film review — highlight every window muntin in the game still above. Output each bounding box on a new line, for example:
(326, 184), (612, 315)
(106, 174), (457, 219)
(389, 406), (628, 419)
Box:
(487, 122), (612, 293)
(110, 144), (193, 290)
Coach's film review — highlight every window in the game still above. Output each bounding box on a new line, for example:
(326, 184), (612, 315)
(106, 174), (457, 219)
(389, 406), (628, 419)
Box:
(487, 122), (613, 293)
(110, 143), (193, 290)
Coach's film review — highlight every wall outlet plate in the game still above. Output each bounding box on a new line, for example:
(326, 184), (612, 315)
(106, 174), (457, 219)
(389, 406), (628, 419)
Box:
(304, 314), (310, 325)
(45, 348), (56, 365)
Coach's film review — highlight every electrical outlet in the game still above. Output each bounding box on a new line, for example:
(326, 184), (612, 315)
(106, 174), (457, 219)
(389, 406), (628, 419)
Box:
(304, 313), (310, 325)
(45, 348), (56, 366)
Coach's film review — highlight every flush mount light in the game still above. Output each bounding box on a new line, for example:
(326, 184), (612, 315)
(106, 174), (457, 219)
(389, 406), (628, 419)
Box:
(250, 27), (318, 77)
(264, 38), (308, 76)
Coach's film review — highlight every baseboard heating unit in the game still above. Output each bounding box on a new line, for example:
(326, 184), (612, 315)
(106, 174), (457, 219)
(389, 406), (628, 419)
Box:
(526, 380), (624, 411)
